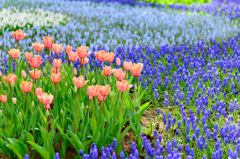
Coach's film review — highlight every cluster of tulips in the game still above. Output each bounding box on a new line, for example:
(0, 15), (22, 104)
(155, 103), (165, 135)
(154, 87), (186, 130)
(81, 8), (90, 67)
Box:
(0, 29), (144, 119)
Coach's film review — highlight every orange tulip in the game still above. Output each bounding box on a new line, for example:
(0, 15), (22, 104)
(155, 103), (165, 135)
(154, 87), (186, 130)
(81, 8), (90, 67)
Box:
(51, 67), (60, 73)
(73, 76), (89, 88)
(53, 59), (62, 68)
(3, 74), (17, 85)
(65, 45), (73, 54)
(94, 50), (107, 62)
(116, 80), (132, 92)
(35, 88), (43, 97)
(9, 49), (21, 59)
(88, 85), (102, 97)
(12, 97), (17, 104)
(0, 95), (7, 103)
(25, 52), (33, 61)
(99, 84), (111, 97)
(113, 68), (126, 81)
(12, 30), (26, 41)
(43, 36), (54, 48)
(79, 57), (89, 65)
(29, 69), (42, 80)
(130, 63), (144, 76)
(37, 93), (53, 105)
(102, 66), (113, 76)
(32, 42), (44, 52)
(68, 51), (78, 62)
(53, 44), (63, 54)
(98, 94), (106, 102)
(21, 70), (27, 79)
(116, 58), (121, 66)
(73, 68), (77, 76)
(45, 104), (50, 110)
(20, 81), (33, 93)
(76, 46), (90, 58)
(106, 52), (115, 63)
(123, 61), (132, 71)
(51, 72), (61, 84)
(28, 55), (42, 68)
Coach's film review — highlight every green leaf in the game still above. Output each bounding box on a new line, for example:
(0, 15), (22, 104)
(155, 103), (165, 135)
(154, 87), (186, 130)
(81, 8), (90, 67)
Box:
(7, 138), (28, 159)
(27, 141), (49, 159)
(23, 131), (35, 143)
(65, 131), (84, 152)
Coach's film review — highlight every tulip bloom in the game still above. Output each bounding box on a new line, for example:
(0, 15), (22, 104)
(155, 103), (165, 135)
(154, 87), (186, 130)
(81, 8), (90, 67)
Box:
(43, 36), (54, 48)
(123, 61), (132, 71)
(29, 69), (42, 80)
(32, 42), (44, 52)
(130, 63), (144, 76)
(68, 51), (78, 62)
(116, 58), (121, 66)
(3, 74), (17, 85)
(79, 57), (89, 65)
(53, 44), (63, 54)
(88, 85), (102, 97)
(51, 72), (62, 84)
(106, 52), (115, 63)
(100, 85), (111, 97)
(9, 49), (21, 59)
(116, 80), (132, 92)
(65, 45), (73, 54)
(98, 94), (106, 102)
(102, 66), (113, 76)
(73, 68), (77, 76)
(94, 50), (108, 62)
(53, 59), (62, 68)
(38, 93), (53, 105)
(51, 67), (60, 73)
(28, 55), (42, 68)
(73, 76), (89, 88)
(76, 46), (90, 58)
(0, 95), (7, 103)
(45, 104), (50, 110)
(35, 88), (43, 97)
(21, 70), (27, 79)
(12, 97), (17, 104)
(25, 52), (33, 61)
(113, 68), (126, 81)
(12, 30), (26, 41)
(20, 81), (33, 93)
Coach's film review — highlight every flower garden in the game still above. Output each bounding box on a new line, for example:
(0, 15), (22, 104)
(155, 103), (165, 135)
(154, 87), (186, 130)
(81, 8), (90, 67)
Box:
(1, 0), (240, 158)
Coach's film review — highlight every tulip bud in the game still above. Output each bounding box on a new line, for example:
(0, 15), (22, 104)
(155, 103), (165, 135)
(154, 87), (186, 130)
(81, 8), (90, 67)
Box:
(70, 62), (74, 69)
(46, 110), (50, 117)
(81, 102), (84, 109)
(0, 70), (2, 77)
(12, 97), (17, 104)
(73, 86), (77, 94)
(21, 70), (27, 79)
(109, 91), (115, 98)
(116, 58), (121, 66)
(31, 101), (35, 110)
(73, 67), (77, 76)
(18, 112), (22, 118)
(92, 78), (96, 84)
(60, 109), (64, 115)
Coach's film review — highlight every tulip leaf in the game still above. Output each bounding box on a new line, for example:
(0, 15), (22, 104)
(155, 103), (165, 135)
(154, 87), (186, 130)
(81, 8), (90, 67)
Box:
(7, 138), (28, 159)
(27, 141), (49, 159)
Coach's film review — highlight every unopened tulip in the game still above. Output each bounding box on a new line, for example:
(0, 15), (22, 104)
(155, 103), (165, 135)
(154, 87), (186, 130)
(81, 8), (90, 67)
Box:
(51, 72), (61, 84)
(116, 58), (121, 66)
(79, 57), (89, 65)
(113, 68), (126, 81)
(89, 95), (93, 101)
(29, 69), (42, 80)
(130, 63), (144, 76)
(65, 45), (73, 54)
(9, 49), (21, 59)
(100, 85), (111, 97)
(53, 59), (62, 68)
(28, 55), (42, 68)
(102, 66), (113, 76)
(20, 81), (33, 93)
(0, 95), (7, 103)
(38, 93), (53, 105)
(106, 52), (115, 63)
(32, 42), (44, 52)
(98, 94), (106, 102)
(68, 51), (78, 62)
(76, 46), (90, 58)
(35, 88), (43, 97)
(88, 85), (102, 97)
(0, 71), (2, 77)
(73, 68), (77, 76)
(3, 74), (17, 85)
(43, 36), (54, 48)
(116, 80), (132, 92)
(123, 61), (132, 71)
(53, 44), (63, 54)
(94, 50), (107, 62)
(21, 70), (27, 79)
(12, 97), (17, 104)
(12, 30), (26, 41)
(25, 52), (33, 61)
(73, 76), (89, 88)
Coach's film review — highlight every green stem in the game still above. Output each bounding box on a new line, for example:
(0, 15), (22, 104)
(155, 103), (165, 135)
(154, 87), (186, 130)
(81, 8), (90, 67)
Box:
(17, 41), (19, 49)
(4, 102), (8, 122)
(48, 48), (50, 62)
(119, 92), (123, 134)
(26, 93), (28, 116)
(33, 68), (35, 100)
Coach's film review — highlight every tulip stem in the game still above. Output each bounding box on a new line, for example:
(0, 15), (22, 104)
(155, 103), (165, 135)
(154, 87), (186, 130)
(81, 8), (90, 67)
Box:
(3, 103), (8, 122)
(25, 93), (28, 116)
(17, 41), (19, 49)
(54, 83), (57, 100)
(134, 77), (137, 104)
(33, 68), (36, 100)
(78, 88), (80, 102)
(119, 92), (123, 134)
(48, 48), (50, 62)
